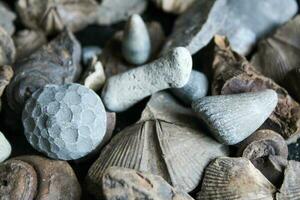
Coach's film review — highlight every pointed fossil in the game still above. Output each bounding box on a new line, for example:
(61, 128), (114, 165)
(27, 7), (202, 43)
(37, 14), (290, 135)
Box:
(0, 26), (15, 66)
(16, 0), (98, 34)
(276, 160), (300, 199)
(252, 15), (300, 83)
(6, 29), (82, 114)
(86, 92), (229, 197)
(102, 167), (194, 200)
(210, 36), (300, 141)
(122, 14), (151, 65)
(101, 47), (192, 112)
(163, 0), (298, 55)
(0, 2), (16, 35)
(171, 70), (208, 105)
(192, 90), (278, 145)
(236, 129), (288, 185)
(197, 157), (276, 200)
(0, 132), (11, 163)
(100, 21), (165, 78)
(151, 0), (195, 14)
(96, 0), (148, 25)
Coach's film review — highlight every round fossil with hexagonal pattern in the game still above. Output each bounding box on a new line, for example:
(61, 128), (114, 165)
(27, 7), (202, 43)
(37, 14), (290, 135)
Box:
(22, 83), (107, 160)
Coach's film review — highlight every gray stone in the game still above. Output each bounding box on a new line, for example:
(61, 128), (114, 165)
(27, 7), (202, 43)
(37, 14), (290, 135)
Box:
(163, 0), (298, 55)
(122, 14), (151, 65)
(171, 70), (208, 105)
(101, 47), (192, 112)
(0, 2), (16, 35)
(192, 90), (278, 145)
(0, 132), (11, 163)
(22, 83), (107, 160)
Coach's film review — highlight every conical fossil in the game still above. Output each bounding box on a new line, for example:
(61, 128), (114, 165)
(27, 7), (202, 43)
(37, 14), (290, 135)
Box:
(210, 36), (300, 141)
(86, 92), (229, 197)
(192, 90), (278, 145)
(276, 160), (300, 199)
(252, 15), (300, 83)
(6, 29), (82, 114)
(102, 167), (194, 200)
(122, 14), (151, 65)
(196, 157), (276, 200)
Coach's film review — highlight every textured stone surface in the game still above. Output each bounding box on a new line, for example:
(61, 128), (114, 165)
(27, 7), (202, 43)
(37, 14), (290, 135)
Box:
(102, 167), (194, 200)
(22, 83), (107, 160)
(0, 2), (16, 35)
(171, 70), (208, 105)
(163, 0), (298, 55)
(101, 47), (192, 112)
(122, 14), (151, 65)
(0, 132), (11, 163)
(192, 90), (278, 145)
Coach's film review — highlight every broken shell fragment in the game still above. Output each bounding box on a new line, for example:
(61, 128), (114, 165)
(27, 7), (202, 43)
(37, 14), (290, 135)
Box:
(13, 29), (47, 60)
(0, 26), (15, 66)
(211, 36), (300, 140)
(163, 0), (298, 55)
(22, 83), (107, 160)
(192, 90), (278, 145)
(82, 58), (106, 91)
(16, 0), (98, 34)
(197, 157), (276, 200)
(6, 29), (82, 114)
(122, 14), (151, 65)
(96, 0), (148, 25)
(276, 160), (300, 199)
(251, 15), (300, 83)
(0, 159), (38, 200)
(86, 92), (229, 197)
(102, 47), (192, 112)
(102, 167), (194, 200)
(171, 70), (208, 105)
(15, 155), (81, 200)
(0, 2), (16, 35)
(0, 132), (11, 163)
(151, 0), (195, 14)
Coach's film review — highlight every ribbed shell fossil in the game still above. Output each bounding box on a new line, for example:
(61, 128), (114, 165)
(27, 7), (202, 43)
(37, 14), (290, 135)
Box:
(252, 15), (300, 83)
(86, 92), (229, 197)
(276, 160), (300, 199)
(211, 36), (300, 140)
(6, 29), (82, 114)
(192, 90), (278, 145)
(197, 157), (276, 200)
(16, 0), (98, 34)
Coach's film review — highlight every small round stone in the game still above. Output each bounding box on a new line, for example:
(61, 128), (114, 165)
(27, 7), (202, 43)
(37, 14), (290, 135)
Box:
(22, 83), (107, 160)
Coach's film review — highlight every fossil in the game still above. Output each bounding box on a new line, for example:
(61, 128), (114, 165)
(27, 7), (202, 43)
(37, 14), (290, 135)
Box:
(0, 26), (15, 66)
(0, 2), (16, 35)
(0, 131), (11, 163)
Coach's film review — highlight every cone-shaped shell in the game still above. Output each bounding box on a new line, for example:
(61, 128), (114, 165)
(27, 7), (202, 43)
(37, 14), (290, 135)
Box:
(192, 90), (278, 145)
(0, 132), (11, 163)
(102, 167), (194, 200)
(122, 14), (151, 65)
(276, 160), (300, 199)
(171, 70), (208, 105)
(197, 157), (276, 200)
(86, 92), (229, 197)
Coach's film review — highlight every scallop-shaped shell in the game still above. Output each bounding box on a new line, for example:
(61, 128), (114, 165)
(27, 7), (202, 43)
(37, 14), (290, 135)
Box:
(197, 157), (276, 200)
(86, 92), (229, 197)
(276, 160), (300, 199)
(192, 90), (278, 145)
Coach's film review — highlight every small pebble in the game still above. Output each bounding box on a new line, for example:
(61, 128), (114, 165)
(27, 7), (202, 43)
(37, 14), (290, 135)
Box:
(0, 132), (11, 163)
(122, 14), (151, 65)
(22, 83), (107, 160)
(171, 70), (208, 105)
(102, 47), (192, 112)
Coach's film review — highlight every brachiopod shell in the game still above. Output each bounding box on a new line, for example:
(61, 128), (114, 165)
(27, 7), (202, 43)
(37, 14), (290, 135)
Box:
(86, 92), (229, 197)
(22, 83), (107, 160)
(192, 90), (278, 145)
(101, 47), (192, 112)
(122, 14), (151, 65)
(197, 157), (276, 200)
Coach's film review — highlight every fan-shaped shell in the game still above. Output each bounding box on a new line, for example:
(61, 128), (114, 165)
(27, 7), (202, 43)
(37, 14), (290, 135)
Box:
(197, 157), (276, 200)
(86, 92), (229, 197)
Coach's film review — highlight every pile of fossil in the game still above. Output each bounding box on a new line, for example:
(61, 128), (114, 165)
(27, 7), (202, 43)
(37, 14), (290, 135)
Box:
(1, 0), (300, 199)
